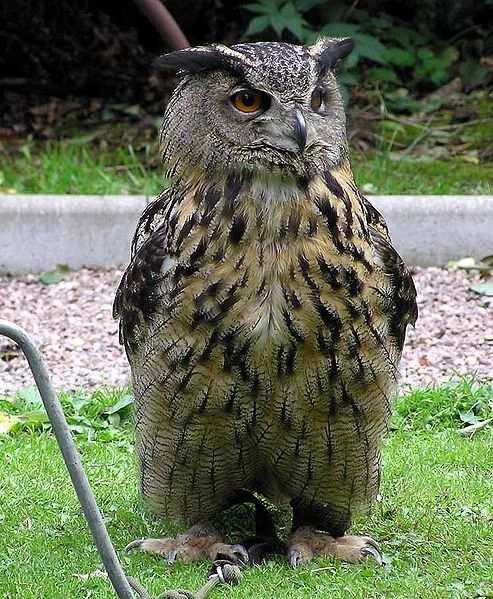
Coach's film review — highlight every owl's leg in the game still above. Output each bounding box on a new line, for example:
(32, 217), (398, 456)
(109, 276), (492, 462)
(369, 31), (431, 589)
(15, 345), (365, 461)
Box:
(126, 522), (249, 565)
(242, 492), (287, 564)
(287, 503), (382, 567)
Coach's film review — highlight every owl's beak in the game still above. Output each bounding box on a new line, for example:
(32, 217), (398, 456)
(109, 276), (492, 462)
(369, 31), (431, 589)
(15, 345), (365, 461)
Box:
(293, 109), (307, 152)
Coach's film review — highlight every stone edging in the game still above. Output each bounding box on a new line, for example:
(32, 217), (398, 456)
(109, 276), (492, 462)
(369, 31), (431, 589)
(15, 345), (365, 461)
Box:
(0, 194), (491, 273)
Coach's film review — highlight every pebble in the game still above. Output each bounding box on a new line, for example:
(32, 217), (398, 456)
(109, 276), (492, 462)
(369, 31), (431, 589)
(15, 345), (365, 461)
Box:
(0, 267), (491, 396)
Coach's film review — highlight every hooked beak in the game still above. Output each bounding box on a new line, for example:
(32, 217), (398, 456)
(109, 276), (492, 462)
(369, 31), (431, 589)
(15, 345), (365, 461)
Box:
(293, 109), (307, 152)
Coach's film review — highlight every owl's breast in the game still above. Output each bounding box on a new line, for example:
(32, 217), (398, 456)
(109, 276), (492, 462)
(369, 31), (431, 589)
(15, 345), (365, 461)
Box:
(239, 242), (294, 345)
(145, 176), (400, 417)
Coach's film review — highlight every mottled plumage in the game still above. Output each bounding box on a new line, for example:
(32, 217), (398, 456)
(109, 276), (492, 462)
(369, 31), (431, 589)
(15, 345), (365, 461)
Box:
(115, 39), (417, 566)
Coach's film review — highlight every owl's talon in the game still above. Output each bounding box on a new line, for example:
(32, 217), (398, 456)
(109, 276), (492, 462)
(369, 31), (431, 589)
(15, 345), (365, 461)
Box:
(124, 537), (178, 558)
(288, 528), (383, 565)
(288, 542), (313, 567)
(125, 524), (250, 568)
(360, 544), (383, 565)
(230, 544), (249, 565)
(166, 548), (178, 565)
(288, 549), (303, 568)
(125, 539), (144, 553)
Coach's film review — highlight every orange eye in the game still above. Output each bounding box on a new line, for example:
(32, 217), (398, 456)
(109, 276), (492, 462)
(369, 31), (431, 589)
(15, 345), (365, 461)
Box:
(311, 88), (324, 111)
(230, 89), (264, 113)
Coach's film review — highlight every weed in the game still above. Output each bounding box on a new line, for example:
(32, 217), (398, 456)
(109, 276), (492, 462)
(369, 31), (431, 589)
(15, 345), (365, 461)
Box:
(0, 386), (133, 441)
(394, 377), (493, 432)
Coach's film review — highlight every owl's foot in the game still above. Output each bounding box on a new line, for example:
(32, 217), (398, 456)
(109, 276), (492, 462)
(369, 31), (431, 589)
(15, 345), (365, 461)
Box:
(287, 526), (382, 567)
(125, 522), (249, 566)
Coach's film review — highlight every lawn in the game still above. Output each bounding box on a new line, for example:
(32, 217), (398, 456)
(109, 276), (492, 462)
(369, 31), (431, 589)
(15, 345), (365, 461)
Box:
(0, 381), (492, 599)
(0, 142), (492, 196)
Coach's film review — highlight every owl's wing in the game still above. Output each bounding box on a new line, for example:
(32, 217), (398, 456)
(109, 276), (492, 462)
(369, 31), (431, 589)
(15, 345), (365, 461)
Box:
(361, 194), (418, 351)
(113, 188), (178, 351)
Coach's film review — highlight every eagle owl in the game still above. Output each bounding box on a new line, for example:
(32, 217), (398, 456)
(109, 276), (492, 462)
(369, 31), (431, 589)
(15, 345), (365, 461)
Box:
(114, 38), (417, 567)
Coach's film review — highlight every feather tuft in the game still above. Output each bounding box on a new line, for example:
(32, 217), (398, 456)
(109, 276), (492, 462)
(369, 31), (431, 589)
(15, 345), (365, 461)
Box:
(153, 45), (249, 77)
(310, 38), (354, 77)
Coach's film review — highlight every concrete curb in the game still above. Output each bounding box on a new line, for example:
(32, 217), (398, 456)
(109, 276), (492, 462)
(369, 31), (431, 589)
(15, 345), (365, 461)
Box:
(371, 195), (493, 267)
(0, 194), (491, 273)
(0, 195), (147, 274)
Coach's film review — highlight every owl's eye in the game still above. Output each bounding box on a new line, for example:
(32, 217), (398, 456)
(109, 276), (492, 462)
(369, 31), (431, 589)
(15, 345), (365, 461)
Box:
(230, 89), (266, 114)
(311, 87), (325, 111)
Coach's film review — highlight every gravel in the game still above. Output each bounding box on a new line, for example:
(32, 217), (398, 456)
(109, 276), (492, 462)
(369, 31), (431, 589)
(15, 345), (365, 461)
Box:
(0, 267), (491, 397)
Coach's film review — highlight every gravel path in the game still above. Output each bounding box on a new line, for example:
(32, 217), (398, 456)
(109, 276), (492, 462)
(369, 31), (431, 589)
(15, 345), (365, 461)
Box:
(0, 267), (491, 397)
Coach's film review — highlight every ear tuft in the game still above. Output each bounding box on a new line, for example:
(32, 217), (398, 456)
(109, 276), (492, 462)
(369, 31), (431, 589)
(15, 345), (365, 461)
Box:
(309, 37), (354, 76)
(153, 44), (249, 77)
(153, 46), (222, 74)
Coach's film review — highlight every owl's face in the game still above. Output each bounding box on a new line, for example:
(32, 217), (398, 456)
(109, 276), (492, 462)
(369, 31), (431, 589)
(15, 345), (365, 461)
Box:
(158, 39), (353, 181)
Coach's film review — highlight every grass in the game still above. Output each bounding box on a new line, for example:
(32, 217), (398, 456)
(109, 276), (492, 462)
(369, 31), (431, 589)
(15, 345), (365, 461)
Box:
(395, 378), (493, 431)
(353, 157), (492, 195)
(1, 380), (492, 599)
(0, 144), (164, 196)
(0, 142), (491, 196)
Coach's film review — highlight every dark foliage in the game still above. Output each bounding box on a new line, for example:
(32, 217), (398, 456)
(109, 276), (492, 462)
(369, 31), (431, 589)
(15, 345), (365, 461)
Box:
(0, 0), (252, 135)
(0, 0), (491, 138)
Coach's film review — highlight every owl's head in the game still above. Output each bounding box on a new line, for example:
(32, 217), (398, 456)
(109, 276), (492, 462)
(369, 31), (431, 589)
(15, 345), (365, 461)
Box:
(157, 39), (353, 181)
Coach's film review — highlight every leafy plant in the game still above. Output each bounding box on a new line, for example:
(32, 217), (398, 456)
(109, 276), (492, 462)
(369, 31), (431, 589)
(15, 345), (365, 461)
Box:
(243, 1), (316, 41)
(241, 0), (489, 112)
(394, 377), (493, 432)
(415, 47), (459, 86)
(38, 264), (70, 285)
(0, 386), (134, 441)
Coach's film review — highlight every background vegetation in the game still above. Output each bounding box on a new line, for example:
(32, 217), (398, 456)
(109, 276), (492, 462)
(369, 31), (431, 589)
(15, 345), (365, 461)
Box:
(0, 0), (492, 194)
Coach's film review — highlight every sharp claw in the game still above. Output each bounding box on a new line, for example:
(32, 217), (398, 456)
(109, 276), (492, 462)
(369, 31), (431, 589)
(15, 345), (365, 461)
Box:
(125, 539), (144, 553)
(289, 550), (303, 568)
(361, 545), (383, 566)
(166, 549), (178, 565)
(230, 544), (249, 565)
(365, 537), (381, 552)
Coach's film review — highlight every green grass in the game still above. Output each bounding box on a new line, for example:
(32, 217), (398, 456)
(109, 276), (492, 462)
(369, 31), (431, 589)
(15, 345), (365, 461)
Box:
(1, 381), (492, 598)
(0, 142), (491, 195)
(353, 157), (492, 195)
(0, 144), (163, 196)
(395, 378), (493, 431)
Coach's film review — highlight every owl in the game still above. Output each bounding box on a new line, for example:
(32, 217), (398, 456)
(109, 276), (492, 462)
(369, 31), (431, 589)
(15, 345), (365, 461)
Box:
(114, 38), (417, 568)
